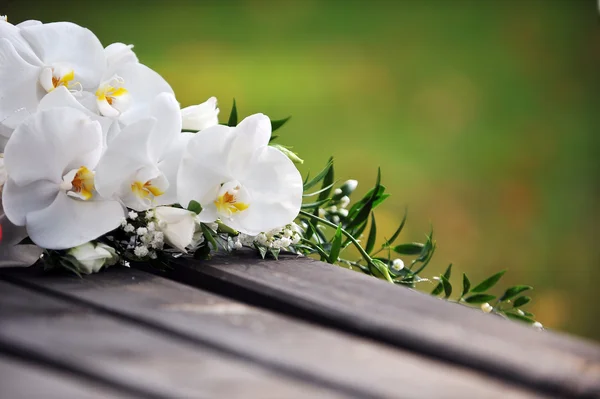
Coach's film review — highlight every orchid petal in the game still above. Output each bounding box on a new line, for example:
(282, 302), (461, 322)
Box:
(0, 20), (41, 65)
(104, 42), (138, 78)
(95, 118), (157, 200)
(111, 63), (173, 126)
(3, 107), (103, 186)
(20, 22), (105, 89)
(177, 124), (234, 211)
(155, 133), (193, 206)
(148, 92), (182, 162)
(0, 206), (42, 267)
(38, 86), (116, 147)
(230, 147), (302, 235)
(2, 178), (57, 226)
(228, 113), (272, 176)
(26, 191), (124, 250)
(0, 39), (44, 129)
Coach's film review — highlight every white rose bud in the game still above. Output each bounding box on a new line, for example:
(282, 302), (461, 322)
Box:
(181, 97), (220, 131)
(67, 242), (118, 275)
(154, 206), (196, 252)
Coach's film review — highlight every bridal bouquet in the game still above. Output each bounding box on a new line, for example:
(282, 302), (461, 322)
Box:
(0, 17), (540, 327)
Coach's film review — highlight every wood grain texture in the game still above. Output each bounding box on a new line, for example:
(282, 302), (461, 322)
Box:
(150, 251), (600, 399)
(0, 267), (549, 399)
(0, 280), (343, 399)
(0, 354), (132, 399)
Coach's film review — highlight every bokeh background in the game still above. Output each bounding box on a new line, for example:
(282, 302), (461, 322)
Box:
(5, 0), (600, 341)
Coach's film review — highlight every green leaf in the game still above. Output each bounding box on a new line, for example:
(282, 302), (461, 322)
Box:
(201, 223), (219, 250)
(431, 282), (444, 296)
(504, 312), (535, 324)
(303, 182), (336, 197)
(328, 224), (343, 264)
(382, 207), (407, 248)
(193, 243), (212, 259)
(471, 270), (506, 293)
(271, 116), (291, 132)
(227, 98), (237, 126)
(301, 198), (331, 209)
(187, 200), (202, 214)
(464, 294), (496, 304)
(317, 157), (335, 203)
(216, 221), (238, 236)
(365, 213), (377, 255)
(254, 244), (268, 259)
(269, 247), (280, 260)
(393, 243), (424, 255)
(345, 168), (381, 231)
(440, 274), (452, 299)
(512, 296), (531, 308)
(369, 258), (393, 283)
(499, 285), (532, 302)
(461, 273), (471, 298)
(303, 159), (334, 191)
(443, 263), (452, 280)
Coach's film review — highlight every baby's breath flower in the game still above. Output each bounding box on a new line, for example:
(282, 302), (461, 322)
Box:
(392, 258), (404, 271)
(280, 237), (292, 248)
(123, 224), (135, 233)
(136, 227), (148, 236)
(340, 196), (350, 209)
(147, 222), (156, 231)
(233, 239), (243, 250)
(128, 210), (138, 220)
(120, 218), (127, 227)
(481, 303), (493, 313)
(145, 210), (155, 220)
(133, 245), (149, 257)
(149, 251), (158, 259)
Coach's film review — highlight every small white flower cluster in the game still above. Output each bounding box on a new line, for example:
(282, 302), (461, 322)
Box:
(120, 210), (164, 260)
(240, 222), (303, 250)
(318, 180), (356, 224)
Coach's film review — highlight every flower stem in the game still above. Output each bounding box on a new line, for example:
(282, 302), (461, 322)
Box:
(299, 210), (373, 266)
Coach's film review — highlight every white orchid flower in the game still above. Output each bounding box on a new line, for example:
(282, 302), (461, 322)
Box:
(181, 97), (220, 131)
(0, 21), (106, 130)
(95, 93), (191, 211)
(154, 206), (196, 252)
(0, 20), (173, 138)
(177, 113), (303, 235)
(1, 107), (125, 249)
(67, 241), (118, 274)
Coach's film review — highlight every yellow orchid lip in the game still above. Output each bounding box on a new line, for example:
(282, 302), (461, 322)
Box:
(39, 67), (80, 93)
(214, 187), (249, 217)
(131, 180), (164, 199)
(65, 166), (95, 201)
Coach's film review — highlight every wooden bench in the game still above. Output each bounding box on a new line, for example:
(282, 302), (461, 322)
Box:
(1, 250), (599, 398)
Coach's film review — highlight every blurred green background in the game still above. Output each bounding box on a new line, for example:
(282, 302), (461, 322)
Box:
(6, 0), (600, 341)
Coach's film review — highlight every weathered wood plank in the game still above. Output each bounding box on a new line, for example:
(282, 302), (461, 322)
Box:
(147, 251), (600, 399)
(0, 354), (131, 399)
(1, 266), (550, 399)
(0, 280), (345, 399)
